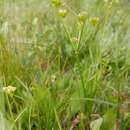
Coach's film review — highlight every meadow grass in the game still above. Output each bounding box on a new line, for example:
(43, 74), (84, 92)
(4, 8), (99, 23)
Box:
(0, 0), (130, 130)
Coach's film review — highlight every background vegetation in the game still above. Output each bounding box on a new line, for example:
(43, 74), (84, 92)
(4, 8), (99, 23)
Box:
(0, 0), (130, 129)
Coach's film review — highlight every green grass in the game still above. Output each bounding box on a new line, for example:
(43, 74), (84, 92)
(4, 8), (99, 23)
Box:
(0, 0), (130, 129)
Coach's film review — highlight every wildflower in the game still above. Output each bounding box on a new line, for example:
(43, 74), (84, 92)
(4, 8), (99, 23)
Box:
(89, 17), (100, 26)
(78, 11), (88, 23)
(3, 86), (16, 94)
(71, 37), (79, 43)
(108, 1), (113, 9)
(51, 74), (57, 83)
(58, 9), (68, 18)
(52, 0), (62, 7)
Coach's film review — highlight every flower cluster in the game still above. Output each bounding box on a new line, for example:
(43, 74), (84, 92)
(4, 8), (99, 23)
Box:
(51, 0), (100, 27)
(3, 86), (16, 94)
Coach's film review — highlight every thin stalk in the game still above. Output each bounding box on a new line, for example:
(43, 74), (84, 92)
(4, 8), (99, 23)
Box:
(77, 22), (85, 52)
(62, 23), (76, 53)
(63, 3), (78, 16)
(54, 108), (62, 130)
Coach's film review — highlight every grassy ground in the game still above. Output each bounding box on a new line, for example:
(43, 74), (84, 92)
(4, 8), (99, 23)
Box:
(0, 0), (130, 130)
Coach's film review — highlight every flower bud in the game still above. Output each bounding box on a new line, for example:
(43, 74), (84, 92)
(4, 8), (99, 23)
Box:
(78, 11), (88, 23)
(89, 17), (100, 26)
(3, 86), (16, 94)
(58, 9), (68, 18)
(51, 74), (57, 83)
(52, 0), (62, 7)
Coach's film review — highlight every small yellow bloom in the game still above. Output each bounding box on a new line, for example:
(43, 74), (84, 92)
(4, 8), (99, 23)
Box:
(3, 86), (16, 94)
(52, 0), (62, 7)
(58, 9), (68, 18)
(78, 11), (88, 23)
(89, 17), (100, 26)
(71, 37), (79, 43)
(51, 75), (57, 83)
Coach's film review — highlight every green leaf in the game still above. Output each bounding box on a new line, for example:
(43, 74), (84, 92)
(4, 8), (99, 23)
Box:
(100, 110), (117, 130)
(0, 113), (12, 130)
(0, 21), (9, 37)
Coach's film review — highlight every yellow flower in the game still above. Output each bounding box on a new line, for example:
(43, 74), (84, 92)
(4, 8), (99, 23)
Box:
(78, 11), (88, 23)
(71, 37), (79, 43)
(52, 0), (62, 7)
(51, 74), (57, 83)
(3, 86), (16, 94)
(89, 17), (100, 26)
(115, 0), (119, 3)
(58, 9), (68, 18)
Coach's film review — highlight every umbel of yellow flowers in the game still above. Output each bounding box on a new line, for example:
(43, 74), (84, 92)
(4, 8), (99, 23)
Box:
(3, 86), (16, 94)
(52, 0), (62, 7)
(58, 9), (68, 18)
(89, 17), (100, 26)
(78, 11), (88, 23)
